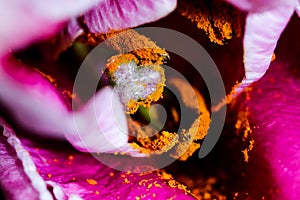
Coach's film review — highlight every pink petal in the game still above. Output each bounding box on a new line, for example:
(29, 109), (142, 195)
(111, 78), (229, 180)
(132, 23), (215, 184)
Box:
(0, 54), (70, 138)
(0, 0), (101, 53)
(67, 87), (131, 153)
(70, 86), (144, 155)
(235, 3), (295, 94)
(223, 16), (300, 199)
(227, 0), (296, 12)
(0, 122), (195, 199)
(231, 62), (300, 199)
(83, 0), (177, 33)
(296, 0), (300, 17)
(0, 55), (138, 155)
(226, 0), (253, 10)
(0, 128), (40, 200)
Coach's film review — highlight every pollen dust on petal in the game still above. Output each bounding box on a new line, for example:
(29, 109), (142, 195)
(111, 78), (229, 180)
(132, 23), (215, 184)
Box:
(235, 108), (255, 162)
(86, 179), (97, 185)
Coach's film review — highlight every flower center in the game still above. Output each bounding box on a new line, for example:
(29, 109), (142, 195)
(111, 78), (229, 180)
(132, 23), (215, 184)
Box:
(113, 61), (161, 107)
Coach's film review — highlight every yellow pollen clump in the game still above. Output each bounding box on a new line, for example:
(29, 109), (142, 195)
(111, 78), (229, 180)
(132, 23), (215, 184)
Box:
(68, 155), (74, 160)
(168, 78), (211, 161)
(86, 179), (97, 185)
(128, 78), (210, 160)
(158, 171), (191, 194)
(271, 53), (276, 62)
(236, 109), (255, 162)
(212, 81), (241, 112)
(178, 0), (242, 45)
(123, 178), (130, 184)
(106, 54), (138, 73)
(103, 30), (168, 114)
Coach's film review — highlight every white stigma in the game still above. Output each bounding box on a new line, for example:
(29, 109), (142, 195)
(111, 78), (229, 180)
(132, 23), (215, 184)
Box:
(113, 61), (161, 108)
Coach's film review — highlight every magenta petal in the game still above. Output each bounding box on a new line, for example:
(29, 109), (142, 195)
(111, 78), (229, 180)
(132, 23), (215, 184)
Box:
(0, 55), (138, 155)
(233, 63), (300, 200)
(0, 123), (194, 199)
(84, 0), (176, 33)
(0, 133), (40, 200)
(0, 121), (54, 200)
(0, 55), (70, 138)
(229, 17), (300, 199)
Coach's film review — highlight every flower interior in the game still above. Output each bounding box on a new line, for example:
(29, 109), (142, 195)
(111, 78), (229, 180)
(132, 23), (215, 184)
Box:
(4, 0), (300, 199)
(113, 61), (161, 106)
(105, 53), (165, 114)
